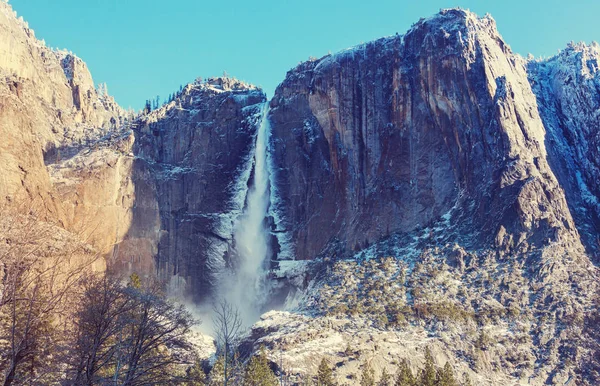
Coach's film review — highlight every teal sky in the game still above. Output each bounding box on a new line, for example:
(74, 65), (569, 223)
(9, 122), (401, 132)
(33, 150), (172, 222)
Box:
(9, 0), (600, 110)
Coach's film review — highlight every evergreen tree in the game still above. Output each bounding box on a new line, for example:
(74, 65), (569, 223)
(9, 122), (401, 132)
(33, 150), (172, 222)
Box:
(436, 362), (457, 386)
(243, 346), (278, 386)
(208, 356), (225, 386)
(378, 368), (392, 386)
(186, 360), (206, 385)
(360, 362), (375, 386)
(97, 82), (108, 98)
(128, 272), (142, 288)
(395, 359), (415, 386)
(419, 348), (437, 386)
(316, 358), (336, 386)
(227, 352), (245, 386)
(344, 343), (354, 357)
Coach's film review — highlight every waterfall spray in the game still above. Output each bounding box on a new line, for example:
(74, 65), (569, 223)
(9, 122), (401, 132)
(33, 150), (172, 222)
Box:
(220, 103), (273, 326)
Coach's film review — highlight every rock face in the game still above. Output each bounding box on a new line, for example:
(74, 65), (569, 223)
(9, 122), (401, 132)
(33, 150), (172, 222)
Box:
(0, 1), (123, 223)
(50, 78), (266, 300)
(529, 43), (600, 261)
(259, 9), (600, 385)
(0, 2), (266, 301)
(268, 9), (581, 262)
(130, 79), (266, 299)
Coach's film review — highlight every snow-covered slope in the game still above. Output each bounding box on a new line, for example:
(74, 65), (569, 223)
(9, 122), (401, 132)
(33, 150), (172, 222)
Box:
(529, 42), (600, 261)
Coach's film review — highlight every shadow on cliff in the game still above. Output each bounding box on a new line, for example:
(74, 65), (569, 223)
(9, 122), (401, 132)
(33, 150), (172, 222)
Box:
(103, 154), (162, 284)
(109, 84), (267, 304)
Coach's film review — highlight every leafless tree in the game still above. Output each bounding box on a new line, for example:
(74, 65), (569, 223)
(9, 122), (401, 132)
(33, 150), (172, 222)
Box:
(118, 279), (197, 385)
(212, 299), (243, 386)
(68, 275), (198, 386)
(0, 205), (100, 386)
(0, 198), (201, 385)
(68, 274), (135, 385)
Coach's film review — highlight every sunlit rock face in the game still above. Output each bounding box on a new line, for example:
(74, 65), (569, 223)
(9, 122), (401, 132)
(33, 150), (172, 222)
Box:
(46, 78), (267, 301)
(268, 9), (579, 261)
(0, 2), (123, 222)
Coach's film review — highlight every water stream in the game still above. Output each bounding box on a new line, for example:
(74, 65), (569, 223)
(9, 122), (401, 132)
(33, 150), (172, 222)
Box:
(220, 103), (273, 326)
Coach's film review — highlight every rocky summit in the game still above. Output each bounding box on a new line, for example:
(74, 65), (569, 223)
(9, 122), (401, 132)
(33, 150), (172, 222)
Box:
(0, 2), (599, 385)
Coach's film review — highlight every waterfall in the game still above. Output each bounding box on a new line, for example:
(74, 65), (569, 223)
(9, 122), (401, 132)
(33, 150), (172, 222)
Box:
(220, 102), (273, 326)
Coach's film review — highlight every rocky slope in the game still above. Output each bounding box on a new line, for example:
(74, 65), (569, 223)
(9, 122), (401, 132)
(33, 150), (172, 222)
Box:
(529, 43), (600, 261)
(0, 1), (123, 223)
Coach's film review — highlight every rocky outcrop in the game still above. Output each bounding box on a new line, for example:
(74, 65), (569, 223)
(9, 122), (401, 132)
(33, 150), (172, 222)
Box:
(258, 9), (600, 385)
(48, 131), (137, 266)
(529, 43), (600, 261)
(0, 2), (267, 303)
(0, 0), (267, 298)
(0, 1), (123, 222)
(49, 78), (266, 299)
(129, 78), (266, 298)
(268, 10), (580, 262)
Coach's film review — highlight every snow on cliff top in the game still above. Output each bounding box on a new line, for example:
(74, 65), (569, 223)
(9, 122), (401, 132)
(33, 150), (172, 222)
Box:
(303, 8), (505, 76)
(536, 41), (600, 80)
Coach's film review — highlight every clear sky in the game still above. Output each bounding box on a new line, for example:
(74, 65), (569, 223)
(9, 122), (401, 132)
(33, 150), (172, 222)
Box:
(9, 0), (600, 110)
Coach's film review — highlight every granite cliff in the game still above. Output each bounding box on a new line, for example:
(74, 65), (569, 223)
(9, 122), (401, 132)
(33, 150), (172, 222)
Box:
(50, 78), (266, 300)
(268, 9), (592, 263)
(0, 2), (123, 225)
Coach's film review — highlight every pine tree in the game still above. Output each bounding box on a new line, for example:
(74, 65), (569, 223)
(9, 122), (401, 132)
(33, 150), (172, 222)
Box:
(378, 368), (392, 386)
(436, 362), (457, 386)
(97, 82), (108, 98)
(395, 359), (415, 386)
(243, 346), (278, 386)
(419, 348), (437, 386)
(128, 272), (142, 289)
(316, 358), (335, 386)
(186, 360), (206, 385)
(360, 362), (375, 386)
(208, 356), (225, 386)
(299, 374), (315, 386)
(344, 343), (354, 357)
